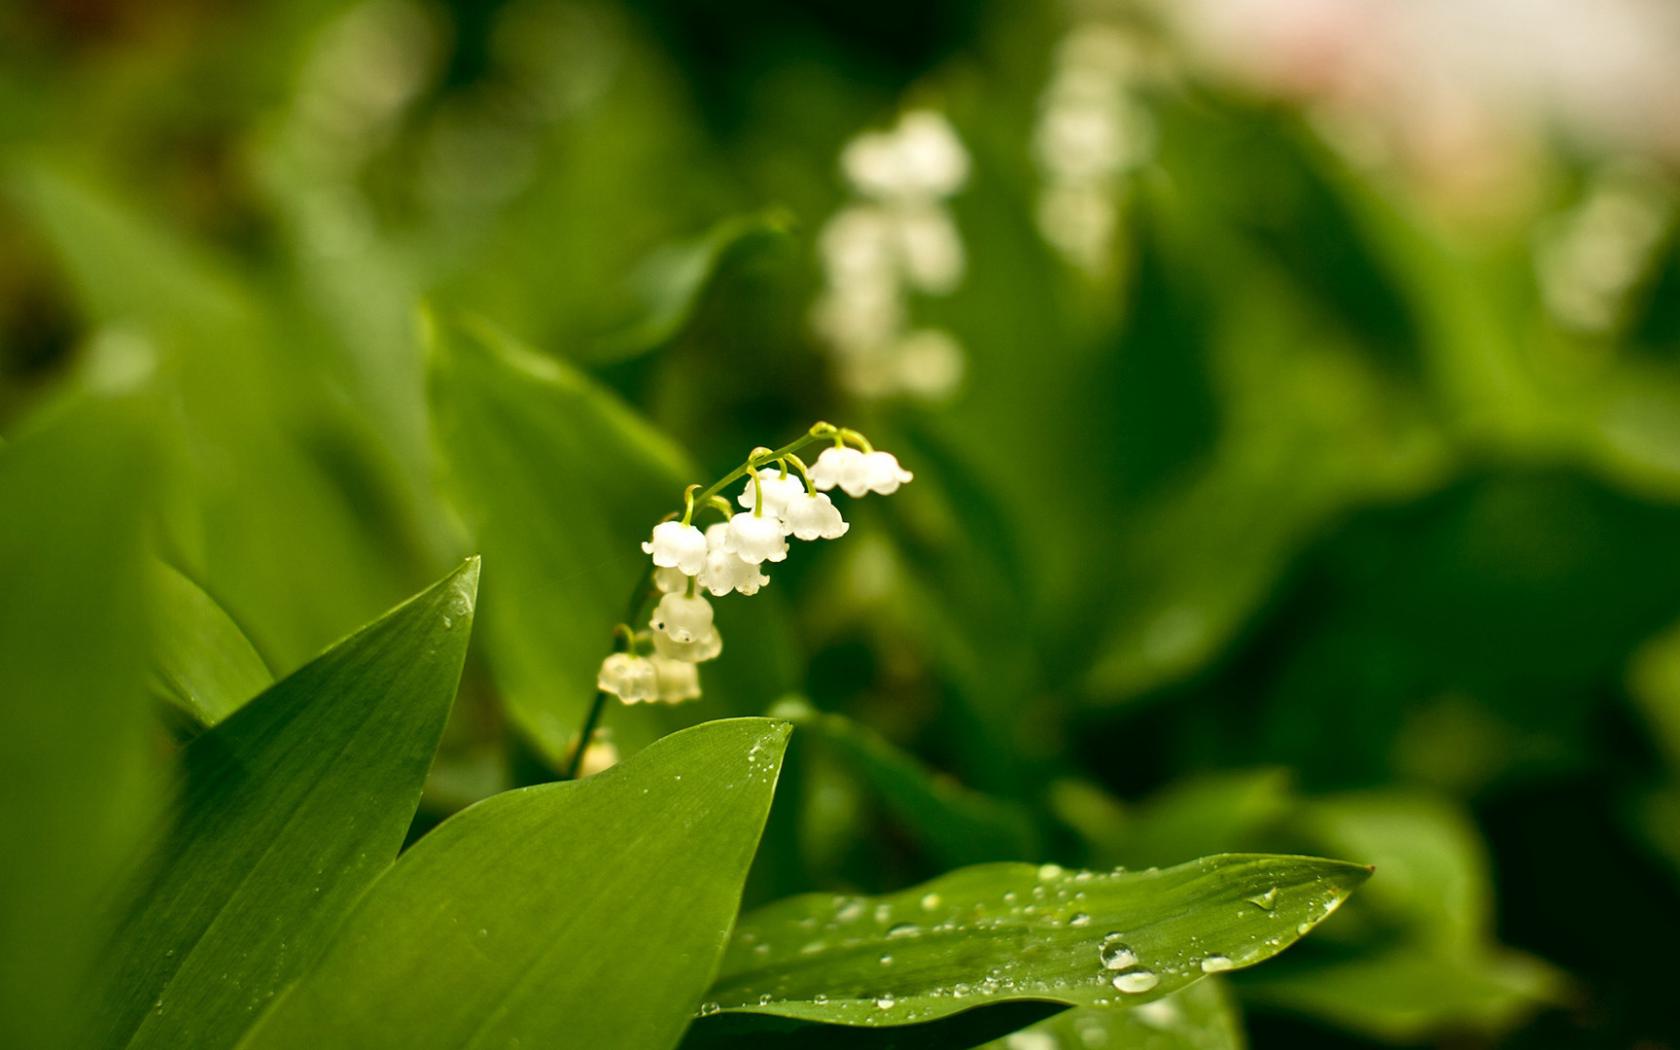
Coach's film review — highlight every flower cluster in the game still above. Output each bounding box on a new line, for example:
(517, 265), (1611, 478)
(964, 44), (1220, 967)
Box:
(1033, 23), (1158, 278)
(811, 109), (969, 401)
(595, 427), (912, 706)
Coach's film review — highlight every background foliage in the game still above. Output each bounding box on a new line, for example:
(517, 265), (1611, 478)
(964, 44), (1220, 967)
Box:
(3, 0), (1679, 1047)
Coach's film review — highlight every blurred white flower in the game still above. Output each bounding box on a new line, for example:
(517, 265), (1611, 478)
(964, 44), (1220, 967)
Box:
(641, 520), (708, 576)
(652, 566), (690, 594)
(650, 657), (702, 703)
(815, 109), (970, 400)
(596, 652), (657, 703)
(1033, 22), (1158, 278)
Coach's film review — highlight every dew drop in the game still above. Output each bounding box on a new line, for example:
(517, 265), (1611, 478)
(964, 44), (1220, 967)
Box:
(697, 1001), (721, 1017)
(879, 953), (894, 966)
(835, 899), (864, 923)
(758, 994), (773, 1005)
(875, 996), (896, 1010)
(1246, 886), (1279, 911)
(920, 892), (942, 911)
(1037, 863), (1064, 881)
(1200, 955), (1233, 973)
(1069, 912), (1091, 927)
(1112, 970), (1159, 994)
(886, 922), (920, 939)
(1098, 933), (1138, 971)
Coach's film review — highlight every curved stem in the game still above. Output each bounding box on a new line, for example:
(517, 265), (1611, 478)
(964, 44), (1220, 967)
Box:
(561, 691), (609, 780)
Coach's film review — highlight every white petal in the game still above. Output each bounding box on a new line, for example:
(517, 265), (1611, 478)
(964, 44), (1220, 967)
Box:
(810, 446), (866, 492)
(736, 467), (806, 518)
(650, 657), (701, 703)
(726, 512), (789, 564)
(861, 450), (913, 495)
(783, 492), (850, 541)
(642, 520), (708, 576)
(649, 592), (714, 644)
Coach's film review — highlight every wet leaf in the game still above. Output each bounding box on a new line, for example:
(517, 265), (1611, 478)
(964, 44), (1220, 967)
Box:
(692, 854), (1368, 1038)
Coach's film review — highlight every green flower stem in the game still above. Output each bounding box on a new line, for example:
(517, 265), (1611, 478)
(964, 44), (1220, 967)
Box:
(559, 423), (843, 780)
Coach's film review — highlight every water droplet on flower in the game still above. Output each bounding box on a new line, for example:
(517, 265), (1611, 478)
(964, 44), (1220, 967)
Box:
(1112, 970), (1159, 994)
(1098, 933), (1138, 970)
(1200, 955), (1233, 973)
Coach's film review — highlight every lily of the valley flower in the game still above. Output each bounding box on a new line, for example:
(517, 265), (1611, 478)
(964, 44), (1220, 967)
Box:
(737, 467), (806, 519)
(597, 652), (658, 703)
(602, 425), (910, 718)
(641, 520), (708, 576)
(726, 511), (789, 565)
(783, 491), (849, 541)
(699, 523), (770, 597)
(650, 591), (713, 644)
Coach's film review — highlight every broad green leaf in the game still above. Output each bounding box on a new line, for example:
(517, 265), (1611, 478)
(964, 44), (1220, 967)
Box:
(95, 559), (479, 1050)
(1239, 946), (1561, 1042)
(147, 560), (274, 728)
(981, 978), (1243, 1050)
(241, 718), (792, 1050)
(695, 854), (1368, 1036)
(0, 398), (156, 1050)
(426, 309), (692, 762)
(770, 697), (1038, 868)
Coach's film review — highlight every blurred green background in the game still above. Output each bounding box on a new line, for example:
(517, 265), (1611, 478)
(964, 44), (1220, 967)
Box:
(4, 0), (1679, 1046)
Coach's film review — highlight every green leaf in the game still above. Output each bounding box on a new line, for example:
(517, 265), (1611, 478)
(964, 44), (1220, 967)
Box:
(695, 854), (1368, 1037)
(595, 207), (796, 361)
(980, 978), (1244, 1050)
(94, 558), (479, 1050)
(426, 309), (694, 763)
(147, 560), (274, 728)
(241, 718), (792, 1050)
(0, 398), (157, 1050)
(770, 698), (1038, 869)
(1239, 945), (1561, 1042)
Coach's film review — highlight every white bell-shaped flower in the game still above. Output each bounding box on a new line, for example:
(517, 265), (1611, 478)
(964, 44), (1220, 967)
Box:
(894, 110), (970, 199)
(810, 445), (868, 494)
(651, 657), (701, 703)
(783, 491), (850, 541)
(596, 652), (658, 704)
(652, 623), (722, 663)
(726, 511), (789, 565)
(737, 467), (806, 520)
(649, 591), (714, 644)
(859, 450), (914, 495)
(698, 524), (769, 596)
(653, 566), (690, 594)
(641, 520), (708, 576)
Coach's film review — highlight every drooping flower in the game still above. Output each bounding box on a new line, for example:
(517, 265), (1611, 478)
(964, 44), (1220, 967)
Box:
(649, 591), (714, 644)
(726, 511), (789, 565)
(653, 566), (691, 594)
(737, 467), (806, 521)
(652, 623), (722, 663)
(782, 491), (850, 541)
(641, 520), (708, 576)
(596, 652), (658, 703)
(699, 523), (769, 597)
(810, 445), (868, 494)
(651, 657), (702, 703)
(858, 450), (914, 495)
